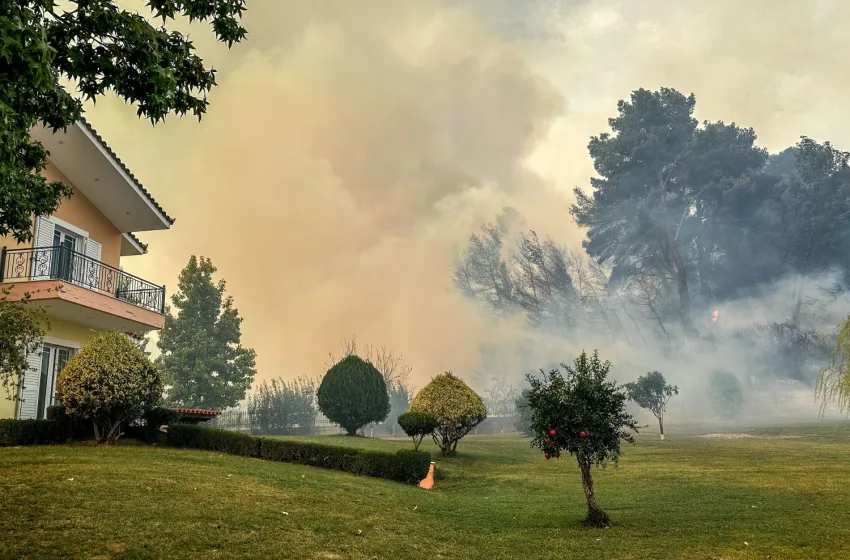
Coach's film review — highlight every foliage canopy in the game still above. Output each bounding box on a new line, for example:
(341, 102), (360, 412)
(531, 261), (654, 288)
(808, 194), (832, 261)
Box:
(0, 0), (246, 243)
(409, 371), (487, 457)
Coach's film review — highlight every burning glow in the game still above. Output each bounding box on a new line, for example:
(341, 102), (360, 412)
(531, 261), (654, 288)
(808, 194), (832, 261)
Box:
(712, 310), (719, 322)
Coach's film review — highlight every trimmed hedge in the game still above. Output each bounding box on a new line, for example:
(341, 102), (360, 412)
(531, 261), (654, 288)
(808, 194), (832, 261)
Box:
(167, 424), (431, 484)
(46, 405), (90, 441)
(0, 419), (69, 446)
(167, 424), (260, 457)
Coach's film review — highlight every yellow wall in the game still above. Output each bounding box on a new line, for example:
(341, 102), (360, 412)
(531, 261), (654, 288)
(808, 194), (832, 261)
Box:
(46, 316), (100, 346)
(0, 391), (16, 419)
(0, 317), (100, 419)
(1, 164), (122, 267)
(43, 163), (123, 269)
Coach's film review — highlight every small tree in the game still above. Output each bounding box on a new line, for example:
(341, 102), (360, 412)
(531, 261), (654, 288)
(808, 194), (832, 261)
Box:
(525, 350), (639, 528)
(397, 411), (438, 451)
(624, 371), (679, 440)
(0, 288), (47, 399)
(408, 371), (487, 456)
(317, 355), (390, 435)
(708, 371), (744, 418)
(57, 331), (162, 444)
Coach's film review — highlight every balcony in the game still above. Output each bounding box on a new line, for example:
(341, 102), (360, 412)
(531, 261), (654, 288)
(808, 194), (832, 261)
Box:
(0, 246), (166, 332)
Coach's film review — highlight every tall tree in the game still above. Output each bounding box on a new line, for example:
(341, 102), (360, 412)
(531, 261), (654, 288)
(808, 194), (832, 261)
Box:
(572, 88), (700, 336)
(157, 256), (256, 410)
(571, 88), (767, 338)
(513, 231), (579, 331)
(777, 139), (850, 320)
(0, 1), (247, 243)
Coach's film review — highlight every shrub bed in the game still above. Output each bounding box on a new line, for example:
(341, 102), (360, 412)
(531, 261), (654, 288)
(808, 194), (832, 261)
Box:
(167, 424), (260, 457)
(0, 419), (69, 446)
(167, 424), (431, 484)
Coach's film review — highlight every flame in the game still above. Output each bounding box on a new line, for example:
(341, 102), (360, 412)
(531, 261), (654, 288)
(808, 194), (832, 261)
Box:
(711, 310), (719, 322)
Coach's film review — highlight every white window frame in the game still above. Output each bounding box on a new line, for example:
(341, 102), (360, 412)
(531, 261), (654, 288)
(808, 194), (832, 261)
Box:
(48, 216), (89, 239)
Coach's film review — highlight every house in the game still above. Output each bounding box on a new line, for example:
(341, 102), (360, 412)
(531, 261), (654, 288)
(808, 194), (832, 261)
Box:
(0, 119), (174, 420)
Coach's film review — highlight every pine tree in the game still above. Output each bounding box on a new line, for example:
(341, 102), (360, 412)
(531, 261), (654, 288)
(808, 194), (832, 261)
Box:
(156, 256), (256, 410)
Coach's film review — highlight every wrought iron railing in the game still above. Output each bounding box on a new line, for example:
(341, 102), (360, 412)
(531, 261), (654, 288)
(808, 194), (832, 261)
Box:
(0, 246), (165, 314)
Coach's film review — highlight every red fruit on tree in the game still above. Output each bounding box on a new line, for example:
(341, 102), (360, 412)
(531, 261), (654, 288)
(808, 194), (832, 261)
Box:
(544, 453), (550, 460)
(549, 429), (557, 437)
(579, 431), (588, 438)
(554, 452), (560, 458)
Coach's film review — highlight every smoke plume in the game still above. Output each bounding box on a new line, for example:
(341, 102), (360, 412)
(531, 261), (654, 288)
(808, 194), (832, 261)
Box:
(81, 0), (850, 400)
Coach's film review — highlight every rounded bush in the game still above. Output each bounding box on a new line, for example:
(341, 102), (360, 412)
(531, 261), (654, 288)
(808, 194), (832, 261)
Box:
(317, 355), (390, 435)
(409, 371), (486, 456)
(57, 331), (162, 444)
(708, 370), (744, 418)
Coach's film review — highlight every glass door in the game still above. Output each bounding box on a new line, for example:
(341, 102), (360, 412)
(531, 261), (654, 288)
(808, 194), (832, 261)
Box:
(35, 344), (76, 420)
(51, 228), (77, 282)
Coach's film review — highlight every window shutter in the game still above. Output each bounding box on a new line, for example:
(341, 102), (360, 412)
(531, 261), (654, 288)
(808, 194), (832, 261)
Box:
(17, 346), (44, 420)
(30, 217), (55, 280)
(82, 238), (102, 291)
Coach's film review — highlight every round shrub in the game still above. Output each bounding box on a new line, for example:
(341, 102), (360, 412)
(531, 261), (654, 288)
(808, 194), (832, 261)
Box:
(397, 411), (438, 451)
(409, 371), (486, 457)
(56, 331), (162, 444)
(317, 355), (390, 435)
(708, 370), (744, 418)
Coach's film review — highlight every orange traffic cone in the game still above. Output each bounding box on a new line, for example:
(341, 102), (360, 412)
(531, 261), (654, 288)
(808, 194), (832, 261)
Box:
(419, 462), (435, 489)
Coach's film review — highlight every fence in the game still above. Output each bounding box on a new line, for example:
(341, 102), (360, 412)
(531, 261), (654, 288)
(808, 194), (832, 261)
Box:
(1, 245), (165, 313)
(209, 407), (523, 438)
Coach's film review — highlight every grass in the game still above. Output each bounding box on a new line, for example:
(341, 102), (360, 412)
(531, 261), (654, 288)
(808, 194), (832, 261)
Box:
(2, 424), (850, 560)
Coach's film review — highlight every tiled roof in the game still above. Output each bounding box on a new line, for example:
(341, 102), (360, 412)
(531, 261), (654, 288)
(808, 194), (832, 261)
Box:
(79, 117), (176, 226)
(126, 231), (148, 253)
(168, 408), (222, 417)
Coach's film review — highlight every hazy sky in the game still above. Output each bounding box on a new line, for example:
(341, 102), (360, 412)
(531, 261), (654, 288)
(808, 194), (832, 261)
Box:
(84, 0), (850, 388)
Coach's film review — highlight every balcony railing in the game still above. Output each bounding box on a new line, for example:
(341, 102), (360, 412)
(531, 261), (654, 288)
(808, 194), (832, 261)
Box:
(0, 246), (165, 314)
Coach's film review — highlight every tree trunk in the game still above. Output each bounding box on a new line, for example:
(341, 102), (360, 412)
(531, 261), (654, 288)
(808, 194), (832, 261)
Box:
(669, 240), (696, 337)
(658, 414), (665, 441)
(577, 455), (609, 527)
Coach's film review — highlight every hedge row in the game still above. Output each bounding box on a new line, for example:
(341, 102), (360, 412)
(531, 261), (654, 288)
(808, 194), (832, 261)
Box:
(167, 424), (431, 484)
(0, 419), (70, 446)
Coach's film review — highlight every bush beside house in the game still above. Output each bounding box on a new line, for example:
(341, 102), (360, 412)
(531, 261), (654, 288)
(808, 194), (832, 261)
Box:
(57, 331), (162, 444)
(0, 419), (69, 446)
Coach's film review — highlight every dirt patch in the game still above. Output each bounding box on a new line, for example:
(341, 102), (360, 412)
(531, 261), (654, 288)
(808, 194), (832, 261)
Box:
(698, 433), (802, 439)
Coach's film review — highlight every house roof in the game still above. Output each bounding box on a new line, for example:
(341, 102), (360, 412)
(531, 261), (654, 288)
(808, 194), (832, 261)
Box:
(30, 118), (175, 233)
(79, 117), (175, 226)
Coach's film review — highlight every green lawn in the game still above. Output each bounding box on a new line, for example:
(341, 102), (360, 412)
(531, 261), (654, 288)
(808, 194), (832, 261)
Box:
(2, 425), (850, 560)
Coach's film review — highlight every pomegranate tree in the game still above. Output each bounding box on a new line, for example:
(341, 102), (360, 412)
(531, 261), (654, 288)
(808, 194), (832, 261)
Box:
(525, 350), (639, 527)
